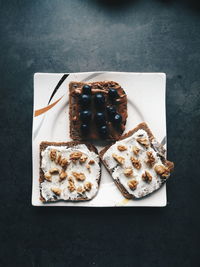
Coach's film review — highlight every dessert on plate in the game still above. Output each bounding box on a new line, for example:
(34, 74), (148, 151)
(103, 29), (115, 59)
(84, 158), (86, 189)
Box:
(100, 122), (174, 199)
(39, 141), (101, 202)
(69, 81), (127, 141)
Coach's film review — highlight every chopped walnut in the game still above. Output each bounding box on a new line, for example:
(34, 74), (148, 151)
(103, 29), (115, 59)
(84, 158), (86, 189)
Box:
(70, 151), (82, 161)
(117, 145), (127, 151)
(50, 149), (57, 161)
(68, 181), (75, 192)
(154, 165), (169, 178)
(88, 160), (95, 165)
(124, 168), (133, 177)
(142, 171), (152, 183)
(84, 182), (92, 191)
(86, 164), (91, 173)
(72, 172), (86, 181)
(128, 180), (138, 190)
(68, 176), (74, 182)
(60, 158), (69, 168)
(55, 153), (62, 164)
(77, 186), (85, 193)
(51, 187), (61, 196)
(112, 153), (125, 165)
(137, 137), (149, 148)
(132, 146), (140, 155)
(79, 154), (88, 163)
(44, 172), (51, 181)
(130, 157), (141, 169)
(49, 168), (59, 174)
(60, 171), (67, 181)
(146, 151), (155, 167)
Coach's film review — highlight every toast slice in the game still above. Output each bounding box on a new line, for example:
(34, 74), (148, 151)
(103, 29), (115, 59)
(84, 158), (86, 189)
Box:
(100, 122), (174, 199)
(39, 141), (101, 202)
(69, 81), (127, 141)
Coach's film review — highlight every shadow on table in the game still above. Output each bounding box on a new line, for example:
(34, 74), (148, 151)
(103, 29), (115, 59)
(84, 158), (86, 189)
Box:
(91, 0), (200, 11)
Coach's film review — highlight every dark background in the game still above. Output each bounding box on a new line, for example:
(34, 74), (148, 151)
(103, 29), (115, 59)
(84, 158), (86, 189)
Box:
(0, 0), (199, 266)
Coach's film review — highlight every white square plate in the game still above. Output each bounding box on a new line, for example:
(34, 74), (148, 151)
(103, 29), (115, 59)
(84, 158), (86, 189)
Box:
(32, 72), (167, 207)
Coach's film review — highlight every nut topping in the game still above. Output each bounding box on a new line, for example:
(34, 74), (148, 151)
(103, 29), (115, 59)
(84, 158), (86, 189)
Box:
(70, 151), (82, 161)
(51, 187), (61, 196)
(50, 149), (57, 161)
(132, 146), (140, 155)
(137, 138), (149, 148)
(72, 172), (86, 181)
(117, 145), (127, 151)
(55, 153), (62, 164)
(68, 180), (75, 192)
(112, 153), (125, 165)
(77, 186), (85, 193)
(154, 165), (169, 178)
(88, 160), (95, 165)
(49, 168), (59, 174)
(60, 158), (69, 168)
(44, 172), (51, 181)
(60, 171), (68, 181)
(142, 171), (152, 183)
(84, 182), (92, 191)
(124, 168), (133, 177)
(79, 154), (88, 163)
(130, 157), (141, 169)
(146, 151), (155, 167)
(128, 180), (138, 190)
(68, 176), (74, 182)
(86, 164), (91, 173)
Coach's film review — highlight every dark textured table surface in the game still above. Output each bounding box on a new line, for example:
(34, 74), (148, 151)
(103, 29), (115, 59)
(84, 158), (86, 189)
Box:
(0, 0), (199, 266)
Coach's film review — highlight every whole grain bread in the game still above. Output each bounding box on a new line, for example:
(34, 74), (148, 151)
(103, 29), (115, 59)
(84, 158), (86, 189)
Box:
(69, 81), (127, 141)
(99, 122), (174, 199)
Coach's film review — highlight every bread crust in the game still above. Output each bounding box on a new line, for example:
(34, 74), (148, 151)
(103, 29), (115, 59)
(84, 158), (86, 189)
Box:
(99, 122), (174, 199)
(39, 141), (101, 203)
(69, 81), (128, 141)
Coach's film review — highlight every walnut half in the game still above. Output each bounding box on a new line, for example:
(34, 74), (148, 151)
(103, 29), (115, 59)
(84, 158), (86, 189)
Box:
(72, 172), (86, 181)
(49, 168), (59, 174)
(142, 171), (152, 183)
(49, 149), (57, 161)
(70, 151), (82, 161)
(154, 165), (169, 178)
(130, 157), (141, 169)
(44, 172), (51, 181)
(79, 154), (88, 163)
(60, 171), (67, 181)
(68, 180), (75, 192)
(84, 182), (92, 191)
(146, 151), (155, 167)
(112, 154), (125, 165)
(132, 146), (140, 155)
(117, 145), (127, 151)
(128, 180), (138, 190)
(124, 168), (133, 177)
(137, 138), (149, 148)
(51, 187), (61, 196)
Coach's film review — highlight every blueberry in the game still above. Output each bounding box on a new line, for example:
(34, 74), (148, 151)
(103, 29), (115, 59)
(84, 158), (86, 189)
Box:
(95, 112), (106, 126)
(79, 94), (91, 107)
(82, 84), (91, 95)
(80, 110), (92, 122)
(113, 113), (122, 124)
(94, 93), (105, 107)
(106, 106), (116, 120)
(81, 124), (89, 135)
(108, 88), (118, 100)
(99, 125), (108, 137)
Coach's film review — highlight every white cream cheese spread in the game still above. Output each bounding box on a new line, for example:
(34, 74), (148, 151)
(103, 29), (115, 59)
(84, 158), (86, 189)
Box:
(102, 129), (169, 198)
(40, 144), (100, 202)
